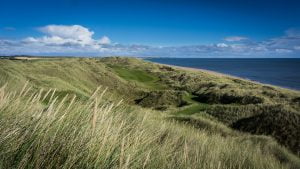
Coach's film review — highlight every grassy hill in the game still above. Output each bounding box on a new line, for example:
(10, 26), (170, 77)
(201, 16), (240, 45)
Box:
(0, 56), (300, 169)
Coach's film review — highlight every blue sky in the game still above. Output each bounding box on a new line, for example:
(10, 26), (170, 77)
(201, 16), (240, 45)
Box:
(0, 0), (300, 57)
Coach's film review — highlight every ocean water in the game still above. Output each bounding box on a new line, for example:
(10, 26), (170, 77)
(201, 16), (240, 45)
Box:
(146, 58), (300, 90)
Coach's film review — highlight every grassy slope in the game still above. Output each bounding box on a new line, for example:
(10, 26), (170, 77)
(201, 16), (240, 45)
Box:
(103, 57), (300, 155)
(0, 58), (143, 103)
(0, 56), (300, 168)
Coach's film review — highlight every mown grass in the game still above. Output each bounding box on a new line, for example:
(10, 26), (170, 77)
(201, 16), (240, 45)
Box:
(1, 84), (299, 169)
(175, 92), (210, 115)
(110, 65), (166, 90)
(175, 104), (208, 115)
(111, 65), (156, 82)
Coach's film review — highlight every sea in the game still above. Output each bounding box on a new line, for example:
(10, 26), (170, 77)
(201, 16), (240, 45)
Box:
(145, 58), (300, 90)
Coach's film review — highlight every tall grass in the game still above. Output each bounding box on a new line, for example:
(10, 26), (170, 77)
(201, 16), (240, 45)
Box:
(0, 84), (297, 169)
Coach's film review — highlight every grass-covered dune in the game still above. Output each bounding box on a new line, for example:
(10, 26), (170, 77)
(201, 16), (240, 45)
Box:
(0, 56), (300, 169)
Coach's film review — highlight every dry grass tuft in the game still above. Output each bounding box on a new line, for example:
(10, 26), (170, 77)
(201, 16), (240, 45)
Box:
(0, 83), (299, 169)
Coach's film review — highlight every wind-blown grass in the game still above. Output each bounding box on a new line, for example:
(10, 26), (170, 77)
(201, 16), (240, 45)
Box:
(0, 84), (298, 169)
(1, 57), (300, 168)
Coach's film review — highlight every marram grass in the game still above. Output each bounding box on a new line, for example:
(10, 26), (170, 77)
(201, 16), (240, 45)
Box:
(0, 84), (297, 169)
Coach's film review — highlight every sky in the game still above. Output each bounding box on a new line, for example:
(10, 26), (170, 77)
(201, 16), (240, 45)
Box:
(0, 0), (300, 57)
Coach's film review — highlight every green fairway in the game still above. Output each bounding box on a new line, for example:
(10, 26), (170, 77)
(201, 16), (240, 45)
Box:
(175, 103), (209, 115)
(110, 65), (166, 90)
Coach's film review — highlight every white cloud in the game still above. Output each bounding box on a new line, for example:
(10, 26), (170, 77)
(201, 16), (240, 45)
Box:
(275, 49), (293, 53)
(0, 26), (300, 57)
(0, 25), (114, 56)
(23, 36), (74, 45)
(38, 25), (94, 44)
(21, 25), (112, 50)
(99, 36), (111, 45)
(216, 43), (228, 48)
(294, 46), (300, 50)
(262, 29), (300, 54)
(224, 36), (248, 42)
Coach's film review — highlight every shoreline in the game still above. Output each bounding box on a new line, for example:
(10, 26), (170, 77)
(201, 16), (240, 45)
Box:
(148, 61), (300, 92)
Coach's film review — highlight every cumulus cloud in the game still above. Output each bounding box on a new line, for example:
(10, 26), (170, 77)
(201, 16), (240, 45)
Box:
(39, 25), (94, 43)
(0, 25), (300, 57)
(21, 25), (111, 51)
(224, 36), (248, 42)
(99, 36), (111, 45)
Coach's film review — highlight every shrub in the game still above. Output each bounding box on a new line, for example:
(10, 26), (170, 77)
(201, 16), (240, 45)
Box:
(193, 91), (264, 104)
(232, 105), (300, 155)
(135, 90), (188, 110)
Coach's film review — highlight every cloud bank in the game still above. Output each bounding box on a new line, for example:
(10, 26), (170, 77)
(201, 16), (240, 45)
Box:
(0, 25), (300, 57)
(224, 36), (248, 42)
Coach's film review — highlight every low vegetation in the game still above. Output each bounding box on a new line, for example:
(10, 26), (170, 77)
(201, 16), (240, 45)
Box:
(0, 56), (300, 168)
